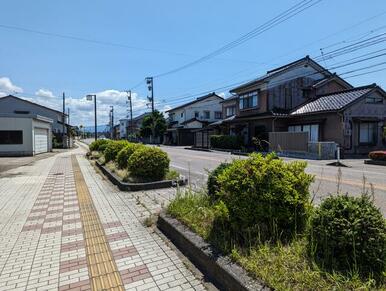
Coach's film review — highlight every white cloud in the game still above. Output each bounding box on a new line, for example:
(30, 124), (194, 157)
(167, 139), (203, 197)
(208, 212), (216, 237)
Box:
(35, 88), (55, 98)
(39, 89), (150, 126)
(0, 76), (153, 126)
(0, 77), (23, 96)
(217, 92), (226, 98)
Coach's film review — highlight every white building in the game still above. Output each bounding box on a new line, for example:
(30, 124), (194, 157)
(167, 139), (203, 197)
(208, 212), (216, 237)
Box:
(165, 93), (223, 145)
(0, 95), (68, 134)
(119, 118), (130, 139)
(0, 114), (53, 156)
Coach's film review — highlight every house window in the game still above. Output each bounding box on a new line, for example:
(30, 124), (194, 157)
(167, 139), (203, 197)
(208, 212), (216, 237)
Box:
(239, 91), (258, 110)
(194, 111), (199, 118)
(0, 130), (23, 144)
(359, 122), (377, 144)
(288, 124), (319, 142)
(366, 96), (383, 104)
(180, 112), (184, 118)
(215, 111), (222, 119)
(225, 106), (236, 117)
(203, 111), (210, 119)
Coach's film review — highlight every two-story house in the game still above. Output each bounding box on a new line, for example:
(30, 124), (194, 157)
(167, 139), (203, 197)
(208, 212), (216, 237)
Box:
(164, 92), (223, 145)
(204, 56), (386, 156)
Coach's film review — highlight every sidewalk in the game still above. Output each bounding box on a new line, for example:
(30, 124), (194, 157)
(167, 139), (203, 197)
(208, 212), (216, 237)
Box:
(0, 147), (206, 291)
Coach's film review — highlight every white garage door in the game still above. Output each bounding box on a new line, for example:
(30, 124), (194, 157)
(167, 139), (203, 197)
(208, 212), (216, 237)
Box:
(34, 128), (48, 154)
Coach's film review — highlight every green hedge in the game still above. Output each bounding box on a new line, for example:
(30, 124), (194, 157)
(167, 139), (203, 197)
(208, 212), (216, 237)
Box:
(308, 194), (386, 279)
(210, 135), (243, 150)
(89, 139), (110, 152)
(217, 153), (314, 242)
(207, 163), (230, 199)
(116, 143), (144, 169)
(103, 140), (129, 162)
(128, 147), (170, 181)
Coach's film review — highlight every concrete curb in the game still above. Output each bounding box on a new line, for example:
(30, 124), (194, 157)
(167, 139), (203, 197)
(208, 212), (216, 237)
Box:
(95, 161), (187, 191)
(157, 213), (271, 291)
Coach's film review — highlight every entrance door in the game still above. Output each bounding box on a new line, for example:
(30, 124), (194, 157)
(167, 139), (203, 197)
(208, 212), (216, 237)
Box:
(34, 128), (48, 154)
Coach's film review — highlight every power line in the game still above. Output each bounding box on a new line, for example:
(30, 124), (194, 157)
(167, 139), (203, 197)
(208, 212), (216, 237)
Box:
(0, 23), (195, 57)
(153, 0), (323, 78)
(344, 66), (386, 79)
(161, 58), (386, 107)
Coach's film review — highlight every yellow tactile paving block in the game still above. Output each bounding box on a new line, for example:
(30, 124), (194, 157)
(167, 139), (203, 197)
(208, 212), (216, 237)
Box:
(72, 155), (125, 291)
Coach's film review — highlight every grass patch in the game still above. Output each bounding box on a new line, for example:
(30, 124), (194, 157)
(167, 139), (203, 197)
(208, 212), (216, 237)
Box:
(165, 169), (180, 180)
(167, 190), (385, 291)
(91, 151), (102, 159)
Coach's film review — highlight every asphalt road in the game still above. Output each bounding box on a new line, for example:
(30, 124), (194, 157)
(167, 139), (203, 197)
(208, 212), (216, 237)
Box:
(160, 145), (386, 216)
(81, 139), (386, 215)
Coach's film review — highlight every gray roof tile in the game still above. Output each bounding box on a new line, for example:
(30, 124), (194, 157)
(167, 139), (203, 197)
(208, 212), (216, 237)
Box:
(290, 86), (374, 115)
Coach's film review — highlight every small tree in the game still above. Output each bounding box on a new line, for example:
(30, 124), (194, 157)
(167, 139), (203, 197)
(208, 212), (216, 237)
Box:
(140, 111), (166, 141)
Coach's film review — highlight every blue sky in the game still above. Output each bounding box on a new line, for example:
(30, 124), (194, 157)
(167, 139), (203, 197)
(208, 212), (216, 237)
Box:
(1, 0), (386, 126)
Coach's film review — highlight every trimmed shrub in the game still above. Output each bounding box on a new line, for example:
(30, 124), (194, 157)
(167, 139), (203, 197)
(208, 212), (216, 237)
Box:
(128, 147), (170, 181)
(217, 153), (314, 242)
(207, 163), (230, 199)
(308, 194), (386, 279)
(98, 140), (112, 152)
(116, 143), (144, 169)
(369, 150), (386, 161)
(103, 140), (129, 162)
(89, 139), (110, 152)
(210, 135), (243, 150)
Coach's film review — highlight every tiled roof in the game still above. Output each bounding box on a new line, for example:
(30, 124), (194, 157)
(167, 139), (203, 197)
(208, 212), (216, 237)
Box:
(290, 85), (376, 116)
(229, 56), (332, 93)
(166, 93), (223, 113)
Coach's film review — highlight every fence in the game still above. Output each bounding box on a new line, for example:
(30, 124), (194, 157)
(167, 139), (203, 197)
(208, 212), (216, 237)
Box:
(269, 132), (308, 152)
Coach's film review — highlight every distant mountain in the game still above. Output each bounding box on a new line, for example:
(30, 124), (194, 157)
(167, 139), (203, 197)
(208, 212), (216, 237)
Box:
(81, 125), (110, 133)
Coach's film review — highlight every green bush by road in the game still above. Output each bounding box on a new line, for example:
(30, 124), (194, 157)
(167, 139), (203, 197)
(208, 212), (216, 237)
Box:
(89, 140), (175, 182)
(168, 153), (386, 290)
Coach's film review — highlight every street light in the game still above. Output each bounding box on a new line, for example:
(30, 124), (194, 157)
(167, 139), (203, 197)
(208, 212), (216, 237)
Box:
(86, 94), (97, 141)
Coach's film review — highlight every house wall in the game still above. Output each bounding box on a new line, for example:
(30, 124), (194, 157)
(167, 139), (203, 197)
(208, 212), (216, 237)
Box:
(0, 117), (33, 155)
(221, 99), (239, 118)
(232, 64), (327, 117)
(285, 113), (344, 144)
(315, 79), (349, 96)
(0, 97), (67, 134)
(119, 119), (129, 138)
(184, 120), (203, 129)
(342, 90), (386, 154)
(168, 96), (223, 127)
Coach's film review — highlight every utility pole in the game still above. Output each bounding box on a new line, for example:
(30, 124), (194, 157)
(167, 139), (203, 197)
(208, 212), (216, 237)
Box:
(146, 77), (154, 113)
(110, 106), (114, 139)
(146, 77), (155, 143)
(67, 107), (70, 146)
(62, 92), (65, 148)
(86, 94), (97, 141)
(126, 90), (133, 136)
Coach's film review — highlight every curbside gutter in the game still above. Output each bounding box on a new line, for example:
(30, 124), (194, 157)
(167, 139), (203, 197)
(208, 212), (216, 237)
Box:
(95, 160), (187, 191)
(157, 213), (271, 291)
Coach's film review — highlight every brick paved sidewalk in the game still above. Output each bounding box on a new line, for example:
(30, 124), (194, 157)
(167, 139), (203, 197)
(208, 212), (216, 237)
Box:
(0, 148), (207, 291)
